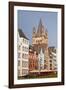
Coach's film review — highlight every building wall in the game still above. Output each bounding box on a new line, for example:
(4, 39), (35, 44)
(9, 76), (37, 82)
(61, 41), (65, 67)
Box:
(32, 36), (48, 45)
(17, 32), (22, 76)
(38, 48), (44, 70)
(29, 49), (38, 71)
(17, 32), (29, 77)
(52, 52), (57, 71)
(48, 47), (57, 71)
(21, 38), (29, 76)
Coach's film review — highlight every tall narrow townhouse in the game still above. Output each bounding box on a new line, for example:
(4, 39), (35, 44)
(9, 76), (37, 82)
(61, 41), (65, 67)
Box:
(17, 29), (29, 77)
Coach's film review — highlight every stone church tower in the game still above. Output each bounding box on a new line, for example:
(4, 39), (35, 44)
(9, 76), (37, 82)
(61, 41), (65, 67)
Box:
(32, 19), (50, 70)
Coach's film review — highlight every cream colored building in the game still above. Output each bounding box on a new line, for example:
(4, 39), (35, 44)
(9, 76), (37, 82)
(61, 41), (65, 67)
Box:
(51, 51), (57, 71)
(48, 47), (57, 71)
(17, 29), (29, 77)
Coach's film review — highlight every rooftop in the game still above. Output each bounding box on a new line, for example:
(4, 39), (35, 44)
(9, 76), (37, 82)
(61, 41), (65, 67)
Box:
(18, 29), (29, 40)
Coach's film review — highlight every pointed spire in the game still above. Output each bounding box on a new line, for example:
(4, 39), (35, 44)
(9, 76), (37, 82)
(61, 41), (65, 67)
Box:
(37, 18), (44, 36)
(32, 26), (36, 37)
(39, 18), (43, 28)
(33, 26), (36, 32)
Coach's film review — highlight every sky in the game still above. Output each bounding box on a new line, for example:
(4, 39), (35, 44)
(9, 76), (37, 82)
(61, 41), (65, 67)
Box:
(18, 10), (57, 47)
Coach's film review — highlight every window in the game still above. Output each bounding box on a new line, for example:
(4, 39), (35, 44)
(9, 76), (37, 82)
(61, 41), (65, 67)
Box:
(26, 47), (29, 52)
(22, 69), (28, 75)
(26, 54), (28, 59)
(53, 59), (56, 61)
(23, 39), (27, 44)
(22, 46), (24, 51)
(35, 66), (38, 69)
(18, 52), (20, 58)
(23, 38), (25, 43)
(24, 47), (26, 52)
(22, 53), (24, 58)
(18, 60), (20, 66)
(18, 45), (21, 50)
(24, 39), (26, 44)
(50, 60), (52, 62)
(54, 67), (57, 70)
(44, 60), (46, 63)
(27, 40), (28, 44)
(50, 55), (52, 58)
(50, 67), (52, 70)
(44, 64), (47, 69)
(50, 64), (52, 67)
(22, 53), (28, 59)
(18, 70), (20, 76)
(22, 46), (29, 52)
(22, 61), (28, 67)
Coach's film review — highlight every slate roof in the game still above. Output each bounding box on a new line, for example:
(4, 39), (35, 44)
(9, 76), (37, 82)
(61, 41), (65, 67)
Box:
(18, 29), (29, 40)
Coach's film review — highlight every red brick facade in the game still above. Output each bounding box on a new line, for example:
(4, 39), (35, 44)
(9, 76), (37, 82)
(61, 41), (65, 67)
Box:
(29, 49), (38, 71)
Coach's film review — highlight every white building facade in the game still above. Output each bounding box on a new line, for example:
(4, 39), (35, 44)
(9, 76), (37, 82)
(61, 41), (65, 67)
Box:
(52, 52), (57, 71)
(38, 48), (44, 71)
(49, 47), (57, 71)
(17, 29), (29, 77)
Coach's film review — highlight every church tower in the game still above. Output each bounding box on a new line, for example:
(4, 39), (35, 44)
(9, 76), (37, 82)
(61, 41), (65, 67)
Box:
(32, 18), (50, 70)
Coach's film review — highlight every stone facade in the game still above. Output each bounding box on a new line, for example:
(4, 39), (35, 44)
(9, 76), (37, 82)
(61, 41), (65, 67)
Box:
(32, 19), (50, 70)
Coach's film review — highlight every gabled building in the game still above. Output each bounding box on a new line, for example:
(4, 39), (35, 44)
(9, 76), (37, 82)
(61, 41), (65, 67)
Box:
(48, 47), (57, 71)
(29, 45), (38, 71)
(17, 29), (29, 77)
(38, 48), (44, 71)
